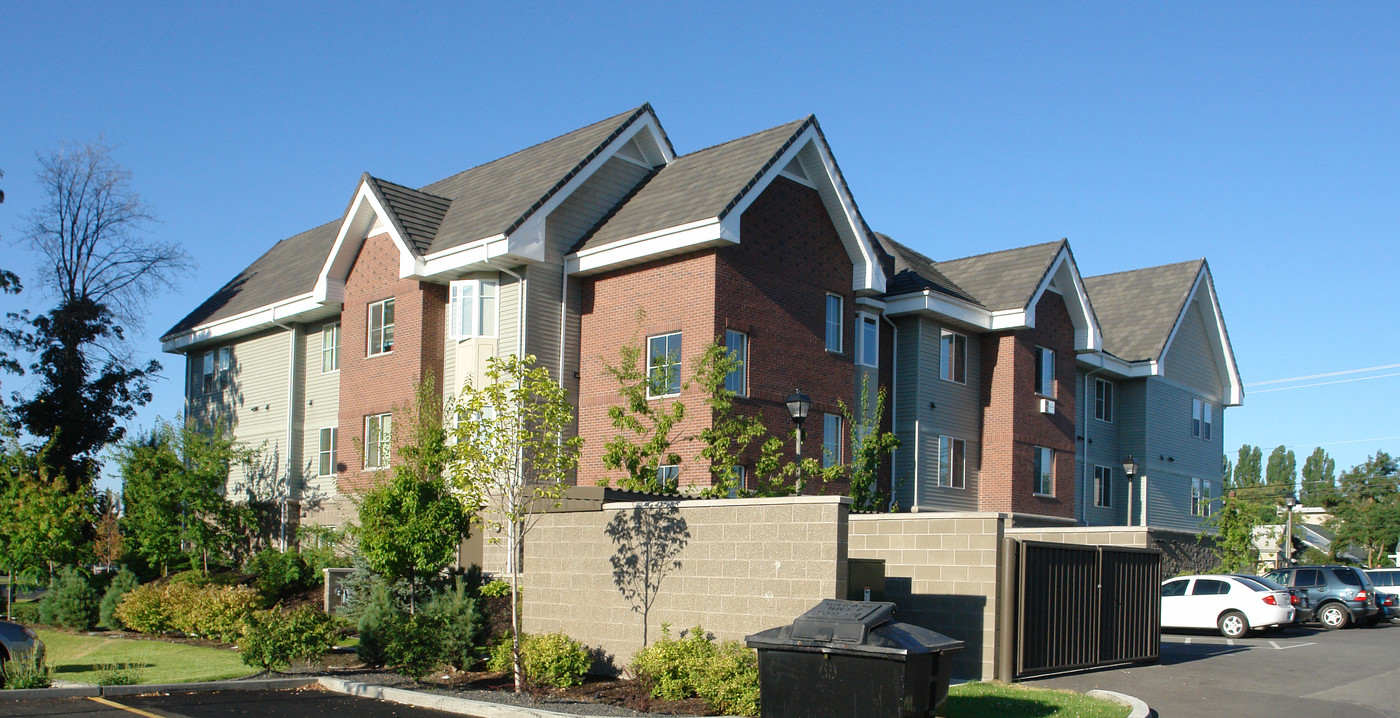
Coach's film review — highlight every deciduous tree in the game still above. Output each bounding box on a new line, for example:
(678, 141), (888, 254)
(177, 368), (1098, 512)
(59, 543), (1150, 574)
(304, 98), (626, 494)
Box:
(1300, 447), (1337, 507)
(1329, 452), (1400, 567)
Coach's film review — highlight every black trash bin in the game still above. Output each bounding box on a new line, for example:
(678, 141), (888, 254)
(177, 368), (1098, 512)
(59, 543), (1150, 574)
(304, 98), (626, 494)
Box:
(745, 599), (963, 718)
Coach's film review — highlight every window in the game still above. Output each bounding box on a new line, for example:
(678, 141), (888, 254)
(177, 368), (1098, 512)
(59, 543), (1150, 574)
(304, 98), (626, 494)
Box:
(1094, 465), (1112, 508)
(1192, 399), (1214, 439)
(938, 436), (966, 488)
(368, 298), (395, 356)
(317, 427), (337, 476)
(1294, 568), (1323, 587)
(728, 465), (746, 498)
(201, 347), (232, 394)
(856, 314), (879, 368)
(822, 413), (843, 468)
(449, 279), (498, 339)
(321, 323), (340, 373)
(1191, 477), (1207, 516)
(646, 332), (682, 398)
(365, 413), (392, 469)
(201, 351), (215, 394)
(825, 294), (843, 352)
(1191, 579), (1231, 595)
(1203, 403), (1213, 440)
(1094, 378), (1113, 422)
(724, 330), (747, 396)
(1033, 446), (1054, 496)
(1161, 579), (1189, 597)
(940, 329), (967, 383)
(1202, 480), (1212, 516)
(1035, 347), (1055, 396)
(656, 465), (680, 490)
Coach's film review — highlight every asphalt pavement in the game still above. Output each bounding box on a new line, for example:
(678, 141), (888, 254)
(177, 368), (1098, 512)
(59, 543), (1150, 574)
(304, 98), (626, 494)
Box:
(1030, 620), (1400, 718)
(0, 687), (466, 717)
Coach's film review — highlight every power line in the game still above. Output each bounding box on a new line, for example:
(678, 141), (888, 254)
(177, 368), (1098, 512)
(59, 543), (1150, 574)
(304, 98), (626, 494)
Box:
(1246, 363), (1400, 387)
(1287, 436), (1400, 450)
(1250, 371), (1400, 394)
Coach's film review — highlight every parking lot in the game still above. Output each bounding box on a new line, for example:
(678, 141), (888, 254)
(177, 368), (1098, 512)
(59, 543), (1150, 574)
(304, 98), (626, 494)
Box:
(1031, 621), (1400, 717)
(0, 687), (465, 718)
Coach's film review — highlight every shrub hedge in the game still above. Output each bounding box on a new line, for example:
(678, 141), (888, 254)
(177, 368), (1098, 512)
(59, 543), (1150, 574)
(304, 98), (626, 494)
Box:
(631, 624), (759, 717)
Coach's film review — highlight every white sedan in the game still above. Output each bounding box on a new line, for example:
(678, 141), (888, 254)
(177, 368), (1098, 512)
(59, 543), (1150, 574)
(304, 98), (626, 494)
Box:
(1161, 574), (1295, 638)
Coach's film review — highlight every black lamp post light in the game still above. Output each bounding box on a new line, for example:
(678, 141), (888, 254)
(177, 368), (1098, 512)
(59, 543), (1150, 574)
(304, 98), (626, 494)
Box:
(786, 389), (811, 487)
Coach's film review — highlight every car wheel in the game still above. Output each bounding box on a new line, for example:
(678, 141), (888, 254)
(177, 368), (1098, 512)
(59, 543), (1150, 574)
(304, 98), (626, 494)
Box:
(1218, 610), (1250, 639)
(1318, 603), (1350, 630)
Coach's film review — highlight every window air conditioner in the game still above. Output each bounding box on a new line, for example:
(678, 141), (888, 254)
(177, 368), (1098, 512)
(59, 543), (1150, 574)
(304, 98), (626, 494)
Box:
(1039, 398), (1056, 414)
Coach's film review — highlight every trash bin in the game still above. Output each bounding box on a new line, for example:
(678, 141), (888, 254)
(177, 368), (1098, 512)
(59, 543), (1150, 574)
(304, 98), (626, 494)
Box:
(745, 599), (963, 718)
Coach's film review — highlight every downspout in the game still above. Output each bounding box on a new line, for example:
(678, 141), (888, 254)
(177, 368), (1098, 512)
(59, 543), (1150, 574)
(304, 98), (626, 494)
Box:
(881, 313), (899, 511)
(558, 264), (568, 384)
(272, 319), (298, 551)
(1080, 367), (1103, 526)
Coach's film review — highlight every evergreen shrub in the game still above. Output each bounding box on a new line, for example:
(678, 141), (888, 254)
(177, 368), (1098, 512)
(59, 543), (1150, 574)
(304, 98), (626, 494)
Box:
(39, 566), (98, 630)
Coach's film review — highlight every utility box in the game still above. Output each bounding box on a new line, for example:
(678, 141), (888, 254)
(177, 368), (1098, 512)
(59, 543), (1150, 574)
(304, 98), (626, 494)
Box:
(847, 558), (886, 602)
(323, 568), (354, 613)
(746, 599), (963, 718)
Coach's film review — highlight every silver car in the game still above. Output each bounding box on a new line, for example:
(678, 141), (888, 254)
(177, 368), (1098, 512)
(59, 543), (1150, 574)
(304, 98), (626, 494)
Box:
(0, 620), (45, 671)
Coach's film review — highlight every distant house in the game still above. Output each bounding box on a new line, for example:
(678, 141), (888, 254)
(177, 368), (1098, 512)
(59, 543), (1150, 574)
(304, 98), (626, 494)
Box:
(162, 105), (1242, 538)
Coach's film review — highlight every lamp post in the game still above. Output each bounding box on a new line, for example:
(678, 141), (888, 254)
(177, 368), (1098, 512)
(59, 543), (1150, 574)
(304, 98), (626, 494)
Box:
(1283, 494), (1297, 567)
(1121, 456), (1139, 525)
(786, 390), (812, 490)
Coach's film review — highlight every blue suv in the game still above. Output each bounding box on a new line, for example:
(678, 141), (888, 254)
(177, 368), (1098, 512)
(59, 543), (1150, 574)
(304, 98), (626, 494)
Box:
(1264, 565), (1379, 629)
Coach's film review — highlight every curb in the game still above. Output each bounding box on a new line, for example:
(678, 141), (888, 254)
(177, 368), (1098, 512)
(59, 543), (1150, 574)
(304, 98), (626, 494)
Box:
(1087, 689), (1152, 718)
(0, 677), (317, 701)
(318, 677), (602, 718)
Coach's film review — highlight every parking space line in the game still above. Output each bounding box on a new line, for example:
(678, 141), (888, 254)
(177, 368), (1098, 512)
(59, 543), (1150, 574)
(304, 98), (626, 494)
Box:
(86, 696), (168, 718)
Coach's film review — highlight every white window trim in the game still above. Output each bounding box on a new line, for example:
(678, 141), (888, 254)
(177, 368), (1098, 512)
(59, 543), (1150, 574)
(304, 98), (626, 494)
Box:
(1094, 377), (1113, 422)
(365, 413), (391, 470)
(1191, 477), (1203, 516)
(724, 330), (748, 398)
(1202, 402), (1213, 440)
(321, 323), (340, 374)
(368, 298), (395, 357)
(318, 427), (338, 477)
(657, 464), (680, 490)
(825, 293), (843, 354)
(855, 312), (879, 368)
(938, 436), (966, 489)
(646, 332), (682, 399)
(449, 278), (499, 340)
(1033, 446), (1055, 496)
(1094, 465), (1112, 508)
(822, 413), (843, 468)
(940, 329), (967, 384)
(1035, 346), (1055, 398)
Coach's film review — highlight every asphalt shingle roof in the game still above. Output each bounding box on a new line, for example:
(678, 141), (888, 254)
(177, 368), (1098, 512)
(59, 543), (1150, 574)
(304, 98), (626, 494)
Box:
(575, 118), (811, 252)
(1084, 260), (1203, 362)
(874, 233), (979, 303)
(162, 220), (339, 339)
(365, 175), (451, 256)
(930, 240), (1065, 312)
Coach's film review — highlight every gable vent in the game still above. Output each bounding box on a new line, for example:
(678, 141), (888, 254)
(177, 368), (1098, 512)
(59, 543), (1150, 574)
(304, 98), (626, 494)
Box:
(616, 137), (647, 164)
(781, 155), (810, 181)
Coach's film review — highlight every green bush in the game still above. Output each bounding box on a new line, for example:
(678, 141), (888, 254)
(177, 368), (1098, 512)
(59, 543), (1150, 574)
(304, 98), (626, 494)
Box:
(355, 585), (397, 668)
(99, 567), (141, 630)
(7, 602), (40, 625)
(247, 548), (317, 604)
(423, 578), (485, 671)
(240, 606), (338, 672)
(1, 651), (51, 689)
(93, 663), (142, 686)
(632, 624), (759, 716)
(488, 632), (591, 688)
(385, 613), (444, 680)
(39, 566), (99, 630)
(113, 582), (170, 634)
(479, 579), (512, 598)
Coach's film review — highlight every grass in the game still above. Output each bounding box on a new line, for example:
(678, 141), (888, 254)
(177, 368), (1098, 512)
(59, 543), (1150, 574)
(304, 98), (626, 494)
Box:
(947, 682), (1130, 718)
(36, 630), (257, 685)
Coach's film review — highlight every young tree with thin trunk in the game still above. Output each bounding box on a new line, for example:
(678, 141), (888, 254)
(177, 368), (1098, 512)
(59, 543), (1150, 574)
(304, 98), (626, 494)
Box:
(15, 141), (191, 492)
(449, 354), (581, 693)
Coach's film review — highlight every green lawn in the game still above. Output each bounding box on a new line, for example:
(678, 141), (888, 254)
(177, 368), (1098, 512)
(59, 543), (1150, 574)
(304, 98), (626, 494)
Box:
(947, 682), (1129, 718)
(37, 630), (257, 685)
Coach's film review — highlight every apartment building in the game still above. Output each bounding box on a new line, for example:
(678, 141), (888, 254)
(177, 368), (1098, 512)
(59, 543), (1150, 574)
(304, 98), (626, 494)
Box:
(162, 104), (1240, 535)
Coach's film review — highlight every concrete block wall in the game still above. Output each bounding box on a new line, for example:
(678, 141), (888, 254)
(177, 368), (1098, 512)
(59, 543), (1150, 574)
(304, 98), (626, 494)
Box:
(490, 495), (850, 673)
(847, 513), (1005, 680)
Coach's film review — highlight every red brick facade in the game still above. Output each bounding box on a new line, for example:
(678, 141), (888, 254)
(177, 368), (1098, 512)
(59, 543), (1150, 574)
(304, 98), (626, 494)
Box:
(335, 233), (446, 493)
(577, 177), (865, 492)
(977, 290), (1078, 517)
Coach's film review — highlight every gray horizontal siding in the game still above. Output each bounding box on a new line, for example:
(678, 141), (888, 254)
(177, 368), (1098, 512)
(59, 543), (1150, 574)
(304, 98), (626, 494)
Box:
(891, 316), (981, 512)
(1162, 295), (1224, 403)
(1077, 369), (1126, 526)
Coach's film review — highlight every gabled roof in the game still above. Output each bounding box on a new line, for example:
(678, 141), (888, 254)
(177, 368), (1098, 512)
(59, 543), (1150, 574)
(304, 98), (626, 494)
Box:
(421, 105), (663, 255)
(575, 118), (809, 252)
(1084, 260), (1204, 362)
(162, 220), (339, 339)
(874, 233), (978, 303)
(932, 240), (1066, 312)
(363, 174), (451, 256)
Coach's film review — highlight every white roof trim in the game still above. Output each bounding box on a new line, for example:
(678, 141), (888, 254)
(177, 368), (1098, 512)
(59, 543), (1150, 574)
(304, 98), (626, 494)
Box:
(314, 180), (423, 303)
(885, 289), (1008, 329)
(566, 218), (730, 275)
(1159, 265), (1244, 406)
(1075, 350), (1156, 378)
(1023, 246), (1102, 351)
(161, 292), (328, 353)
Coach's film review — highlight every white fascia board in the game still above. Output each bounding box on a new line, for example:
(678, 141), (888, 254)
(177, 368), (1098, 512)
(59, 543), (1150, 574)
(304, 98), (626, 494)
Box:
(884, 290), (999, 330)
(1024, 247), (1103, 351)
(502, 113), (675, 266)
(1075, 350), (1155, 378)
(988, 309), (1029, 330)
(414, 234), (511, 279)
(854, 296), (886, 310)
(566, 218), (729, 275)
(721, 126), (886, 294)
(1159, 267), (1244, 406)
(314, 182), (421, 302)
(161, 292), (323, 353)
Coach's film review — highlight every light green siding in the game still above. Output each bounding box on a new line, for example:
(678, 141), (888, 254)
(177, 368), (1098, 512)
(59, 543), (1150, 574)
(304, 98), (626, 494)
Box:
(301, 320), (341, 508)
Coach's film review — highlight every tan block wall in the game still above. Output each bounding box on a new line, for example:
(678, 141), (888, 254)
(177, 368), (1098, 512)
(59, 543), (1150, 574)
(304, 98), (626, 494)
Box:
(848, 513), (1005, 680)
(1005, 526), (1152, 548)
(487, 495), (850, 673)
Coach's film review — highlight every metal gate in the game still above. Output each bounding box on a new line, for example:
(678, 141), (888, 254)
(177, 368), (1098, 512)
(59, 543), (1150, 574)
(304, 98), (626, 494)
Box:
(1011, 540), (1161, 679)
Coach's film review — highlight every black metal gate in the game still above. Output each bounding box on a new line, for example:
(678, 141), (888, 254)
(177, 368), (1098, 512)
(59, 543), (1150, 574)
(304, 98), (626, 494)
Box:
(1012, 540), (1160, 679)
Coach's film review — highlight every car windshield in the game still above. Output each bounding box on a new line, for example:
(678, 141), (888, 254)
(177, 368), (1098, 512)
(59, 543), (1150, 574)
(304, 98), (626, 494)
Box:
(1232, 576), (1273, 592)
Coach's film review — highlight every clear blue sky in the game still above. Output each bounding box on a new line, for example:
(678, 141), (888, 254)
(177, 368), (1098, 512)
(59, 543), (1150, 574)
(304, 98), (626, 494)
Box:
(2, 2), (1397, 493)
